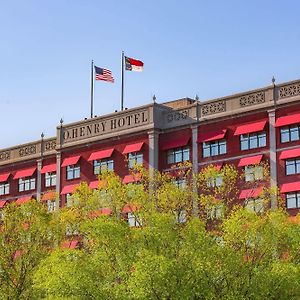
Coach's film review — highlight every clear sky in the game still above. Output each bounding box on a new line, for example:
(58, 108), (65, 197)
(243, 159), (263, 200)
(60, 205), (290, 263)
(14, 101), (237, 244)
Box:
(1, 0), (300, 148)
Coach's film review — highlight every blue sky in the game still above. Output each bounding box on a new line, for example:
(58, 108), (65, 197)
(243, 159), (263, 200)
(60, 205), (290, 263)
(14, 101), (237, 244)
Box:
(1, 0), (300, 148)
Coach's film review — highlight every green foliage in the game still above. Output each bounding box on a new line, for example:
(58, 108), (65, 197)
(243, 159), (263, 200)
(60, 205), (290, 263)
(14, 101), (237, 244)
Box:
(1, 165), (300, 299)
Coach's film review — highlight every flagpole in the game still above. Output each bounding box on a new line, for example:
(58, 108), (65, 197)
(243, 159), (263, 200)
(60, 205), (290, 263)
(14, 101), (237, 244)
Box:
(121, 51), (124, 111)
(90, 60), (94, 118)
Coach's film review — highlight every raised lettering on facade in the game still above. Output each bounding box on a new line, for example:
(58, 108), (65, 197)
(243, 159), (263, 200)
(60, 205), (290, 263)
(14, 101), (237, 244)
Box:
(63, 110), (149, 143)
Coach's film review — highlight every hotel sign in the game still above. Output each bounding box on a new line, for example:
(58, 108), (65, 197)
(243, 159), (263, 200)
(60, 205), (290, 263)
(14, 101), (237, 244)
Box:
(61, 110), (150, 144)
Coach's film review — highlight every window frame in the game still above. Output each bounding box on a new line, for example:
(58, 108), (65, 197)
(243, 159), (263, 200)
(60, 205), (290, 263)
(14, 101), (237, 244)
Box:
(245, 198), (264, 213)
(286, 192), (300, 209)
(0, 182), (10, 196)
(167, 147), (190, 164)
(128, 152), (143, 169)
(280, 124), (300, 143)
(202, 139), (227, 158)
(240, 132), (266, 151)
(285, 158), (300, 175)
(244, 165), (264, 182)
(66, 164), (80, 180)
(45, 172), (56, 187)
(18, 177), (36, 192)
(93, 159), (114, 175)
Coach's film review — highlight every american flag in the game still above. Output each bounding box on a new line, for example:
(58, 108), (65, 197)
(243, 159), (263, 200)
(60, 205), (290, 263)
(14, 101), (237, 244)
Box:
(94, 66), (114, 83)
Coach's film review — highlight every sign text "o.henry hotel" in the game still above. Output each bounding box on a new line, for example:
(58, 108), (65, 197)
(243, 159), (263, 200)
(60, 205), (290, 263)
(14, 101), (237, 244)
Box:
(62, 110), (149, 143)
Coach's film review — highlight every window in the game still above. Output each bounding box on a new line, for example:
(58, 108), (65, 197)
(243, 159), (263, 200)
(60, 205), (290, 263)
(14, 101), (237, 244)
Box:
(66, 193), (73, 207)
(19, 177), (36, 192)
(66, 164), (80, 180)
(207, 205), (223, 219)
(203, 140), (226, 158)
(47, 200), (56, 212)
(128, 152), (143, 168)
(0, 182), (9, 195)
(286, 192), (300, 209)
(207, 175), (223, 187)
(128, 212), (141, 227)
(176, 210), (187, 223)
(45, 172), (56, 187)
(285, 158), (300, 175)
(245, 198), (264, 213)
(93, 159), (114, 175)
(245, 166), (264, 182)
(173, 178), (187, 189)
(167, 147), (190, 164)
(240, 132), (266, 151)
(281, 125), (300, 143)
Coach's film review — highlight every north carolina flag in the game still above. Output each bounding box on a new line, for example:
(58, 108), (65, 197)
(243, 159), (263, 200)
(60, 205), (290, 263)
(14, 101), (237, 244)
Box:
(125, 56), (144, 72)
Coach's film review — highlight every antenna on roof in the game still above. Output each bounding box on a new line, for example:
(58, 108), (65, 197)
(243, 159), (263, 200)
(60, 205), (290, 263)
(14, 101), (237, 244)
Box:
(152, 94), (156, 103)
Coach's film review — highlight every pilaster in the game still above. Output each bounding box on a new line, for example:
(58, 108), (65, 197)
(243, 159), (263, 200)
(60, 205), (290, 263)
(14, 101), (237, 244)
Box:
(191, 125), (199, 216)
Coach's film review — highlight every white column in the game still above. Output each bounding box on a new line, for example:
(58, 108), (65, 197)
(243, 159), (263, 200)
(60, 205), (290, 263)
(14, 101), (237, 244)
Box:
(55, 152), (61, 210)
(191, 125), (199, 216)
(148, 130), (159, 192)
(36, 159), (42, 201)
(268, 109), (277, 209)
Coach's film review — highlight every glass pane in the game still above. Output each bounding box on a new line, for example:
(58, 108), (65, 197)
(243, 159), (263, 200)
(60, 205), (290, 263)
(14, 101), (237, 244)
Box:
(175, 150), (182, 163)
(108, 161), (114, 171)
(287, 194), (297, 208)
(254, 166), (264, 180)
(203, 144), (210, 157)
(255, 199), (264, 213)
(296, 160), (300, 174)
(290, 126), (300, 141)
(216, 176), (223, 186)
(183, 148), (190, 161)
(240, 139), (248, 150)
(280, 128), (290, 143)
(249, 135), (258, 149)
(219, 141), (226, 154)
(258, 133), (266, 147)
(211, 143), (218, 156)
(0, 185), (3, 195)
(167, 151), (174, 164)
(245, 167), (254, 182)
(74, 168), (80, 178)
(286, 161), (295, 175)
(245, 199), (255, 211)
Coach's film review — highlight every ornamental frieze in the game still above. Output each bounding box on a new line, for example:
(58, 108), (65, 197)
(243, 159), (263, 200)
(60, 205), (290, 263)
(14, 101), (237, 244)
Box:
(239, 92), (265, 107)
(201, 100), (226, 116)
(166, 109), (189, 123)
(44, 140), (56, 151)
(279, 83), (300, 99)
(0, 151), (10, 161)
(19, 145), (36, 157)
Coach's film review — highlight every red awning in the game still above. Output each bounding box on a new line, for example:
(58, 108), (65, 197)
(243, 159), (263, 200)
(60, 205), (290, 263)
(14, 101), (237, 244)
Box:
(0, 201), (7, 209)
(62, 240), (78, 249)
(16, 196), (32, 205)
(122, 173), (142, 184)
(198, 129), (227, 143)
(88, 148), (114, 161)
(122, 142), (144, 154)
(88, 208), (112, 218)
(61, 155), (81, 167)
(239, 187), (263, 199)
(280, 181), (300, 193)
(41, 163), (56, 174)
(0, 173), (10, 182)
(234, 120), (267, 136)
(160, 136), (190, 151)
(279, 148), (300, 160)
(13, 167), (36, 179)
(238, 155), (263, 167)
(41, 191), (56, 202)
(60, 184), (79, 195)
(122, 204), (138, 213)
(275, 112), (300, 127)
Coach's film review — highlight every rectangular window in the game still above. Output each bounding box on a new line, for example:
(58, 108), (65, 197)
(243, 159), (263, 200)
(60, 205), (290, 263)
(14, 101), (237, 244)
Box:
(281, 125), (300, 143)
(203, 140), (226, 158)
(66, 164), (80, 180)
(0, 182), (9, 195)
(18, 177), (36, 192)
(240, 132), (266, 151)
(244, 166), (264, 182)
(207, 205), (223, 219)
(45, 172), (56, 187)
(128, 212), (141, 227)
(128, 152), (143, 169)
(66, 193), (73, 207)
(286, 192), (300, 209)
(93, 159), (114, 175)
(207, 175), (223, 187)
(245, 198), (264, 213)
(173, 178), (187, 189)
(285, 158), (300, 175)
(167, 147), (190, 164)
(47, 200), (56, 212)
